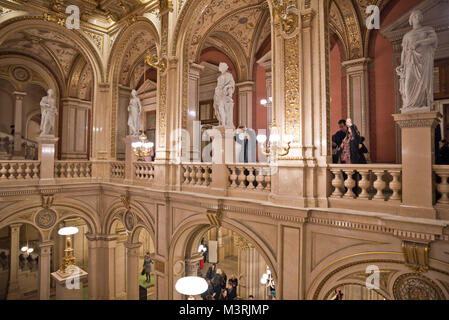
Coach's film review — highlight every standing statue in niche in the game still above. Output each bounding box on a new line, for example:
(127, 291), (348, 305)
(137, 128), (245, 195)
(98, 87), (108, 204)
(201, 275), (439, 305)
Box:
(127, 89), (142, 136)
(396, 10), (438, 113)
(40, 89), (58, 136)
(213, 62), (235, 128)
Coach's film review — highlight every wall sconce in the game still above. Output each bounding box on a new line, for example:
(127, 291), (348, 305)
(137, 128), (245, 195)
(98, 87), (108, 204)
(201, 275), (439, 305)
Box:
(132, 133), (154, 160)
(144, 50), (167, 72)
(257, 123), (293, 157)
(58, 226), (78, 274)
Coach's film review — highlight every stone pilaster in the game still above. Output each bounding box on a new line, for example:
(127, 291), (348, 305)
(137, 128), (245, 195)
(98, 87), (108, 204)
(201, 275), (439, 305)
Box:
(7, 224), (22, 300)
(38, 240), (54, 300)
(12, 92), (26, 158)
(236, 81), (255, 128)
(125, 242), (142, 300)
(393, 111), (442, 219)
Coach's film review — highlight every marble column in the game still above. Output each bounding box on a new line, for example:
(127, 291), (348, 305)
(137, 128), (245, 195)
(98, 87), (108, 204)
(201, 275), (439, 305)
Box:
(342, 58), (371, 158)
(257, 51), (273, 131)
(125, 242), (141, 300)
(12, 92), (26, 158)
(236, 82), (255, 128)
(188, 63), (205, 162)
(7, 223), (22, 299)
(217, 227), (224, 262)
(38, 241), (53, 300)
(86, 234), (99, 300)
(236, 236), (264, 299)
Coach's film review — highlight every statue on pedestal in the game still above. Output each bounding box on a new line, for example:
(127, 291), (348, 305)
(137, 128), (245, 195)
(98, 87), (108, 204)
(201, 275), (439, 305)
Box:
(40, 89), (58, 137)
(396, 10), (438, 113)
(127, 89), (142, 136)
(213, 62), (235, 128)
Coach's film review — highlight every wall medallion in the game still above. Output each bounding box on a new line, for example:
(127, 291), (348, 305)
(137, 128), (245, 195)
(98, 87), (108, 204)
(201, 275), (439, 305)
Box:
(35, 208), (57, 229)
(393, 273), (445, 300)
(12, 66), (30, 82)
(124, 210), (135, 232)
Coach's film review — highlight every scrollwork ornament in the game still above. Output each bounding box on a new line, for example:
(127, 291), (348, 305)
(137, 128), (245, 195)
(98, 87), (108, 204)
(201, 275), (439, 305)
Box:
(272, 0), (298, 34)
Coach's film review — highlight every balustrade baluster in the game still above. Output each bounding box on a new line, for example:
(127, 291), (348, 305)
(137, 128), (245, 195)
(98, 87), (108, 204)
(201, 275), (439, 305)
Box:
(389, 170), (402, 202)
(229, 166), (238, 188)
(373, 170), (386, 200)
(331, 169), (344, 198)
(343, 170), (356, 199)
(237, 166), (246, 189)
(256, 167), (265, 191)
(247, 167), (256, 190)
(204, 166), (211, 186)
(358, 170), (370, 199)
(8, 163), (15, 180)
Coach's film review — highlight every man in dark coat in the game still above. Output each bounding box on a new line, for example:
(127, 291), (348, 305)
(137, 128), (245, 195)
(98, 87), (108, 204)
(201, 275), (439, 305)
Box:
(332, 120), (348, 163)
(205, 263), (216, 281)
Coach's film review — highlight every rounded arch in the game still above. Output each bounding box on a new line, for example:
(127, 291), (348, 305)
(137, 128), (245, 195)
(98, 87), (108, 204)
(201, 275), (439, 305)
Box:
(0, 221), (44, 243)
(107, 18), (160, 83)
(306, 251), (449, 300)
(168, 214), (278, 299)
(0, 17), (104, 84)
(103, 198), (156, 242)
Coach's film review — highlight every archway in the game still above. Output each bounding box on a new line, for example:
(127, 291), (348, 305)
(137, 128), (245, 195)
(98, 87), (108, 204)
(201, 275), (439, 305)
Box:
(0, 223), (41, 300)
(169, 220), (277, 300)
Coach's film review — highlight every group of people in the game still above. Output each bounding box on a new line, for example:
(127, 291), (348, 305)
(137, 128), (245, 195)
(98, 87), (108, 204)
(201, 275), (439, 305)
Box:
(202, 263), (239, 300)
(332, 119), (368, 164)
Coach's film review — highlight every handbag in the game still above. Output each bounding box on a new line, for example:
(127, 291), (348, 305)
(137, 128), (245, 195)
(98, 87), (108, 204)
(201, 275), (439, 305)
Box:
(141, 269), (145, 276)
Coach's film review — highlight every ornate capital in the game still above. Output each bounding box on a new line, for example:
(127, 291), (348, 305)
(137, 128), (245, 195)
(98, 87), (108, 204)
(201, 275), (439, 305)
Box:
(402, 241), (430, 273)
(393, 112), (442, 129)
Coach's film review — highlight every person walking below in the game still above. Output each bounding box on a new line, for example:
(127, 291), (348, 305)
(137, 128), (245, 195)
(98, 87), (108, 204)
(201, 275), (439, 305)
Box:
(142, 252), (153, 283)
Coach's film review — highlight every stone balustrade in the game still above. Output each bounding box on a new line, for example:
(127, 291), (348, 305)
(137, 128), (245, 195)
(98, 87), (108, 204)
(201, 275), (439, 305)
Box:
(110, 161), (125, 179)
(134, 162), (155, 182)
(329, 164), (402, 202)
(227, 164), (271, 192)
(182, 163), (212, 186)
(0, 161), (40, 180)
(434, 166), (449, 205)
(54, 161), (92, 179)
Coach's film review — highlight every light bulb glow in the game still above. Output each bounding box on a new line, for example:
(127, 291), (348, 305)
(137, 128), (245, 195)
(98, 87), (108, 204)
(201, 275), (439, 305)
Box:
(21, 246), (28, 252)
(257, 135), (267, 143)
(269, 134), (280, 143)
(27, 248), (34, 254)
(58, 226), (79, 236)
(175, 277), (208, 296)
(260, 99), (267, 106)
(284, 135), (294, 143)
(260, 277), (268, 285)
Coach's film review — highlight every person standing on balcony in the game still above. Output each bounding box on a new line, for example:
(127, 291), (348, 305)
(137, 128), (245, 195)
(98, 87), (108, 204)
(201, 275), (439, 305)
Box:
(332, 120), (347, 164)
(339, 119), (366, 165)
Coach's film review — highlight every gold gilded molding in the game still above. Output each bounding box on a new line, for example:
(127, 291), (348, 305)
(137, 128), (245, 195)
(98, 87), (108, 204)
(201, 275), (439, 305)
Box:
(284, 35), (300, 137)
(402, 241), (430, 273)
(272, 0), (297, 34)
(144, 50), (167, 73)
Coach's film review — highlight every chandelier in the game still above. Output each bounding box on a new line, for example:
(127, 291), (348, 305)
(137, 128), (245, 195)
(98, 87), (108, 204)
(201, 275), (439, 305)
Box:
(132, 133), (154, 159)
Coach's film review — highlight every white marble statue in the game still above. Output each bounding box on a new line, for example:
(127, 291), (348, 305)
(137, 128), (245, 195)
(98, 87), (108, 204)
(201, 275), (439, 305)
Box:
(396, 10), (438, 113)
(40, 89), (58, 137)
(213, 62), (235, 128)
(127, 89), (142, 136)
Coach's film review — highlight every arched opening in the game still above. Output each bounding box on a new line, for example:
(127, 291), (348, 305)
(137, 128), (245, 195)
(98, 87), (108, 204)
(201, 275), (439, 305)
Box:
(324, 283), (387, 300)
(0, 223), (41, 300)
(171, 223), (276, 300)
(49, 217), (91, 300)
(134, 226), (156, 300)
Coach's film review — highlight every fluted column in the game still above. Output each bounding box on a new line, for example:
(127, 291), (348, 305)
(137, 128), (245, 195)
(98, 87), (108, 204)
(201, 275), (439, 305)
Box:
(12, 92), (26, 158)
(7, 223), (22, 299)
(38, 241), (54, 300)
(342, 58), (371, 159)
(236, 82), (255, 128)
(188, 63), (204, 162)
(125, 242), (142, 300)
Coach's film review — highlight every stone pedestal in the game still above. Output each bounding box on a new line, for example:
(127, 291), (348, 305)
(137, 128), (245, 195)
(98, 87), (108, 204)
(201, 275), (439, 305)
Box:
(37, 136), (59, 183)
(123, 136), (139, 183)
(51, 267), (88, 300)
(186, 253), (203, 277)
(207, 126), (234, 196)
(393, 111), (442, 219)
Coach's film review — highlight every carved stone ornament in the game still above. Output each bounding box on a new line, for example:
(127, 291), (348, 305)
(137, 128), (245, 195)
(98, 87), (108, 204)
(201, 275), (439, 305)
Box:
(35, 208), (57, 229)
(393, 273), (445, 300)
(124, 209), (135, 232)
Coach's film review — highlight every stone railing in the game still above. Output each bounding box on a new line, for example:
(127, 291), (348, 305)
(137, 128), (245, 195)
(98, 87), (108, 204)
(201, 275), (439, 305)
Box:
(134, 162), (155, 182)
(182, 163), (212, 187)
(227, 164), (271, 192)
(54, 161), (92, 179)
(110, 161), (125, 179)
(0, 161), (40, 180)
(434, 165), (449, 205)
(329, 164), (402, 202)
